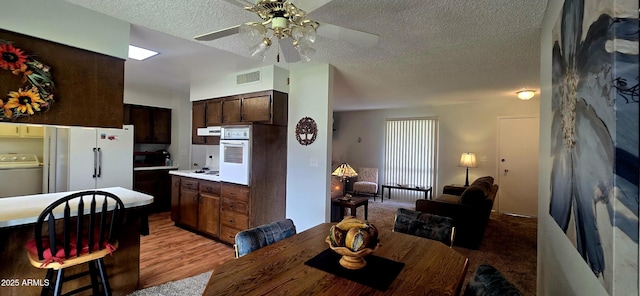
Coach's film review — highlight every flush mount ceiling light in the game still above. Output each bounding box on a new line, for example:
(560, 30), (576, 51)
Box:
(194, 0), (379, 63)
(516, 90), (535, 100)
(128, 45), (159, 61)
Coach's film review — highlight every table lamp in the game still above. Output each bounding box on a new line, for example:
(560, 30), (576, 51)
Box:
(459, 153), (477, 187)
(332, 163), (358, 196)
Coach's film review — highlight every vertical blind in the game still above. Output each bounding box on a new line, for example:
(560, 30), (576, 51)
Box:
(384, 117), (438, 202)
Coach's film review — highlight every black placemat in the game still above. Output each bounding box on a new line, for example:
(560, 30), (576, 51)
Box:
(304, 248), (405, 291)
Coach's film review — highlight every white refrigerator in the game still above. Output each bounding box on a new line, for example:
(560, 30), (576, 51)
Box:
(43, 125), (134, 193)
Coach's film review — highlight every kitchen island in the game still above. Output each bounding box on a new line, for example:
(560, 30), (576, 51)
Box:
(0, 187), (153, 296)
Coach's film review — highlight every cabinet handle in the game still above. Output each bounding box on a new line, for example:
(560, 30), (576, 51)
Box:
(230, 205), (235, 209)
(229, 219), (234, 223)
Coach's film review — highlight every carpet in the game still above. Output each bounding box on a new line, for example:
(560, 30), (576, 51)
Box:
(129, 271), (212, 296)
(130, 197), (537, 295)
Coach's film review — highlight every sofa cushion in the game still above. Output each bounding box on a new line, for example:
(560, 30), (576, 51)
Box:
(460, 177), (494, 205)
(435, 194), (462, 204)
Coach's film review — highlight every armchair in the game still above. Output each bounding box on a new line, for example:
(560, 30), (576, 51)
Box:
(353, 167), (379, 198)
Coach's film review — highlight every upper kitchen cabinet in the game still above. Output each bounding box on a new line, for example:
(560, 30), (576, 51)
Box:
(222, 97), (241, 124)
(192, 101), (219, 145)
(238, 90), (287, 126)
(205, 99), (222, 126)
(124, 104), (172, 144)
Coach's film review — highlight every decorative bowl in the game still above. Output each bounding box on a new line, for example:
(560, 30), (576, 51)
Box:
(325, 236), (379, 270)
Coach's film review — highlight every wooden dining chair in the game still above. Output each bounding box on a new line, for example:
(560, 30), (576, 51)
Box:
(234, 219), (296, 258)
(25, 190), (125, 296)
(393, 208), (456, 247)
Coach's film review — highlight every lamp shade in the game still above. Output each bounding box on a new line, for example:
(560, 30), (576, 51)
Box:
(331, 163), (358, 178)
(459, 153), (477, 168)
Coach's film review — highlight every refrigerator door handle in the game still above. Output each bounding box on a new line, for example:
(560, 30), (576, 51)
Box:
(92, 147), (98, 178)
(97, 147), (102, 177)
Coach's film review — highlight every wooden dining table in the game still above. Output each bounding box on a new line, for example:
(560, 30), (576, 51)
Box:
(203, 223), (469, 295)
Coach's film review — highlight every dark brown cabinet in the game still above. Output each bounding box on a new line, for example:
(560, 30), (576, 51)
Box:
(124, 104), (172, 144)
(134, 169), (172, 213)
(179, 179), (200, 229)
(241, 95), (271, 122)
(172, 176), (221, 239)
(219, 183), (251, 244)
(192, 101), (220, 145)
(171, 176), (180, 221)
(222, 97), (241, 123)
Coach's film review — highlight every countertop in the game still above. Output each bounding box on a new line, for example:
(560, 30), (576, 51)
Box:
(134, 165), (179, 171)
(169, 170), (220, 182)
(0, 187), (154, 228)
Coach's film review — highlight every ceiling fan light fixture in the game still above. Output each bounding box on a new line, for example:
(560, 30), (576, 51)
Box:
(250, 37), (272, 59)
(292, 24), (316, 44)
(294, 41), (316, 63)
(239, 22), (267, 48)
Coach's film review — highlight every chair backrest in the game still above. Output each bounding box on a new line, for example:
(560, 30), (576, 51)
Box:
(393, 208), (455, 247)
(234, 219), (296, 258)
(463, 264), (522, 296)
(357, 167), (378, 183)
(32, 191), (125, 261)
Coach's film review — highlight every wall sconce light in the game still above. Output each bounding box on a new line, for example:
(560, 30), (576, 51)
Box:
(516, 90), (535, 100)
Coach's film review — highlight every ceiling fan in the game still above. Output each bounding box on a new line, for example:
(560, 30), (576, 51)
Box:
(194, 0), (379, 63)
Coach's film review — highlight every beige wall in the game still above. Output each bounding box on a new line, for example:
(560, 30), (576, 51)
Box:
(332, 99), (539, 197)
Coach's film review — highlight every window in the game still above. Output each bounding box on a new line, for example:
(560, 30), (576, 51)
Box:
(384, 117), (438, 201)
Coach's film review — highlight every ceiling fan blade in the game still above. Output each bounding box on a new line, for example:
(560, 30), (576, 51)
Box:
(222, 0), (255, 9)
(293, 0), (333, 13)
(194, 25), (240, 41)
(279, 39), (301, 63)
(316, 22), (379, 47)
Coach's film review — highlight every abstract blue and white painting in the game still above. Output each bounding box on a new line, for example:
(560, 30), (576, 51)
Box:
(550, 0), (638, 293)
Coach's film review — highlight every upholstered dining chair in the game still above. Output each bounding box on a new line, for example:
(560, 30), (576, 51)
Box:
(393, 208), (456, 247)
(26, 190), (125, 296)
(353, 167), (379, 198)
(234, 219), (297, 258)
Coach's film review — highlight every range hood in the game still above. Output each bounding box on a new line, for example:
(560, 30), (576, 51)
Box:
(197, 126), (221, 136)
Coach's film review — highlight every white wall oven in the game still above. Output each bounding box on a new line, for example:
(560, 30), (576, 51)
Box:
(219, 126), (251, 186)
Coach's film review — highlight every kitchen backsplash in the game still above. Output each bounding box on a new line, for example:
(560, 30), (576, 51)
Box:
(192, 145), (220, 170)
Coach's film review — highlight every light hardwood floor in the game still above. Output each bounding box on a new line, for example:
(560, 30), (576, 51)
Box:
(139, 212), (235, 289)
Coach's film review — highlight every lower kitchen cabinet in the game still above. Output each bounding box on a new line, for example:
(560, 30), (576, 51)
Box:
(172, 176), (221, 239)
(134, 169), (172, 213)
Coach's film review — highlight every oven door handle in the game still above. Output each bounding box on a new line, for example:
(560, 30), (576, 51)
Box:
(220, 141), (246, 146)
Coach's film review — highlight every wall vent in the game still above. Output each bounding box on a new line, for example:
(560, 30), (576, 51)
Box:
(236, 71), (261, 85)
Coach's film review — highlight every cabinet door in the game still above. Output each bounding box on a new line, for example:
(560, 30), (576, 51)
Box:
(153, 108), (172, 143)
(205, 99), (222, 126)
(222, 98), (241, 123)
(20, 125), (44, 138)
(134, 171), (158, 211)
(0, 124), (20, 137)
(130, 106), (152, 143)
(199, 193), (220, 238)
(242, 95), (271, 123)
(192, 101), (206, 144)
(179, 188), (199, 229)
(171, 176), (180, 222)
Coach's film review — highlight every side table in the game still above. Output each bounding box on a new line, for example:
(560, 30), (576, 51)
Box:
(331, 197), (369, 220)
(443, 185), (467, 196)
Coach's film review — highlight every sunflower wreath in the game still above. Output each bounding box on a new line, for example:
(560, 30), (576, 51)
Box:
(0, 39), (55, 120)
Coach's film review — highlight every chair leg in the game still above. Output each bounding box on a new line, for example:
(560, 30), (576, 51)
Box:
(41, 269), (54, 296)
(88, 261), (101, 295)
(53, 269), (64, 296)
(96, 258), (112, 296)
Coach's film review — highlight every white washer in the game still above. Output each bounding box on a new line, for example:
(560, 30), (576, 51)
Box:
(0, 154), (43, 198)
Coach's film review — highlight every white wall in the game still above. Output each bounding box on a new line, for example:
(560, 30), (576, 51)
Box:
(190, 65), (289, 101)
(286, 64), (334, 231)
(332, 99), (539, 198)
(0, 0), (129, 59)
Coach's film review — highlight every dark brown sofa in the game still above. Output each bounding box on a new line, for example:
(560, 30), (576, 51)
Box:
(415, 176), (498, 249)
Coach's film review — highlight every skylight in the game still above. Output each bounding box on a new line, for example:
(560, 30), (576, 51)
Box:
(128, 45), (159, 61)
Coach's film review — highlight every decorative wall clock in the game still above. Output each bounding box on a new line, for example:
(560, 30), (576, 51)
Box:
(0, 39), (55, 120)
(295, 116), (317, 146)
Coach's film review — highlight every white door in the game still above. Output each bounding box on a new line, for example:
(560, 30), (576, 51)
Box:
(67, 127), (98, 190)
(95, 126), (133, 189)
(497, 117), (539, 217)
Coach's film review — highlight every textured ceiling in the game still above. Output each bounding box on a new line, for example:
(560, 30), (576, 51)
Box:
(64, 0), (548, 111)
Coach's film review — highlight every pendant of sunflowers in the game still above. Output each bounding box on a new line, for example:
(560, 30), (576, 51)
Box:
(0, 39), (55, 120)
